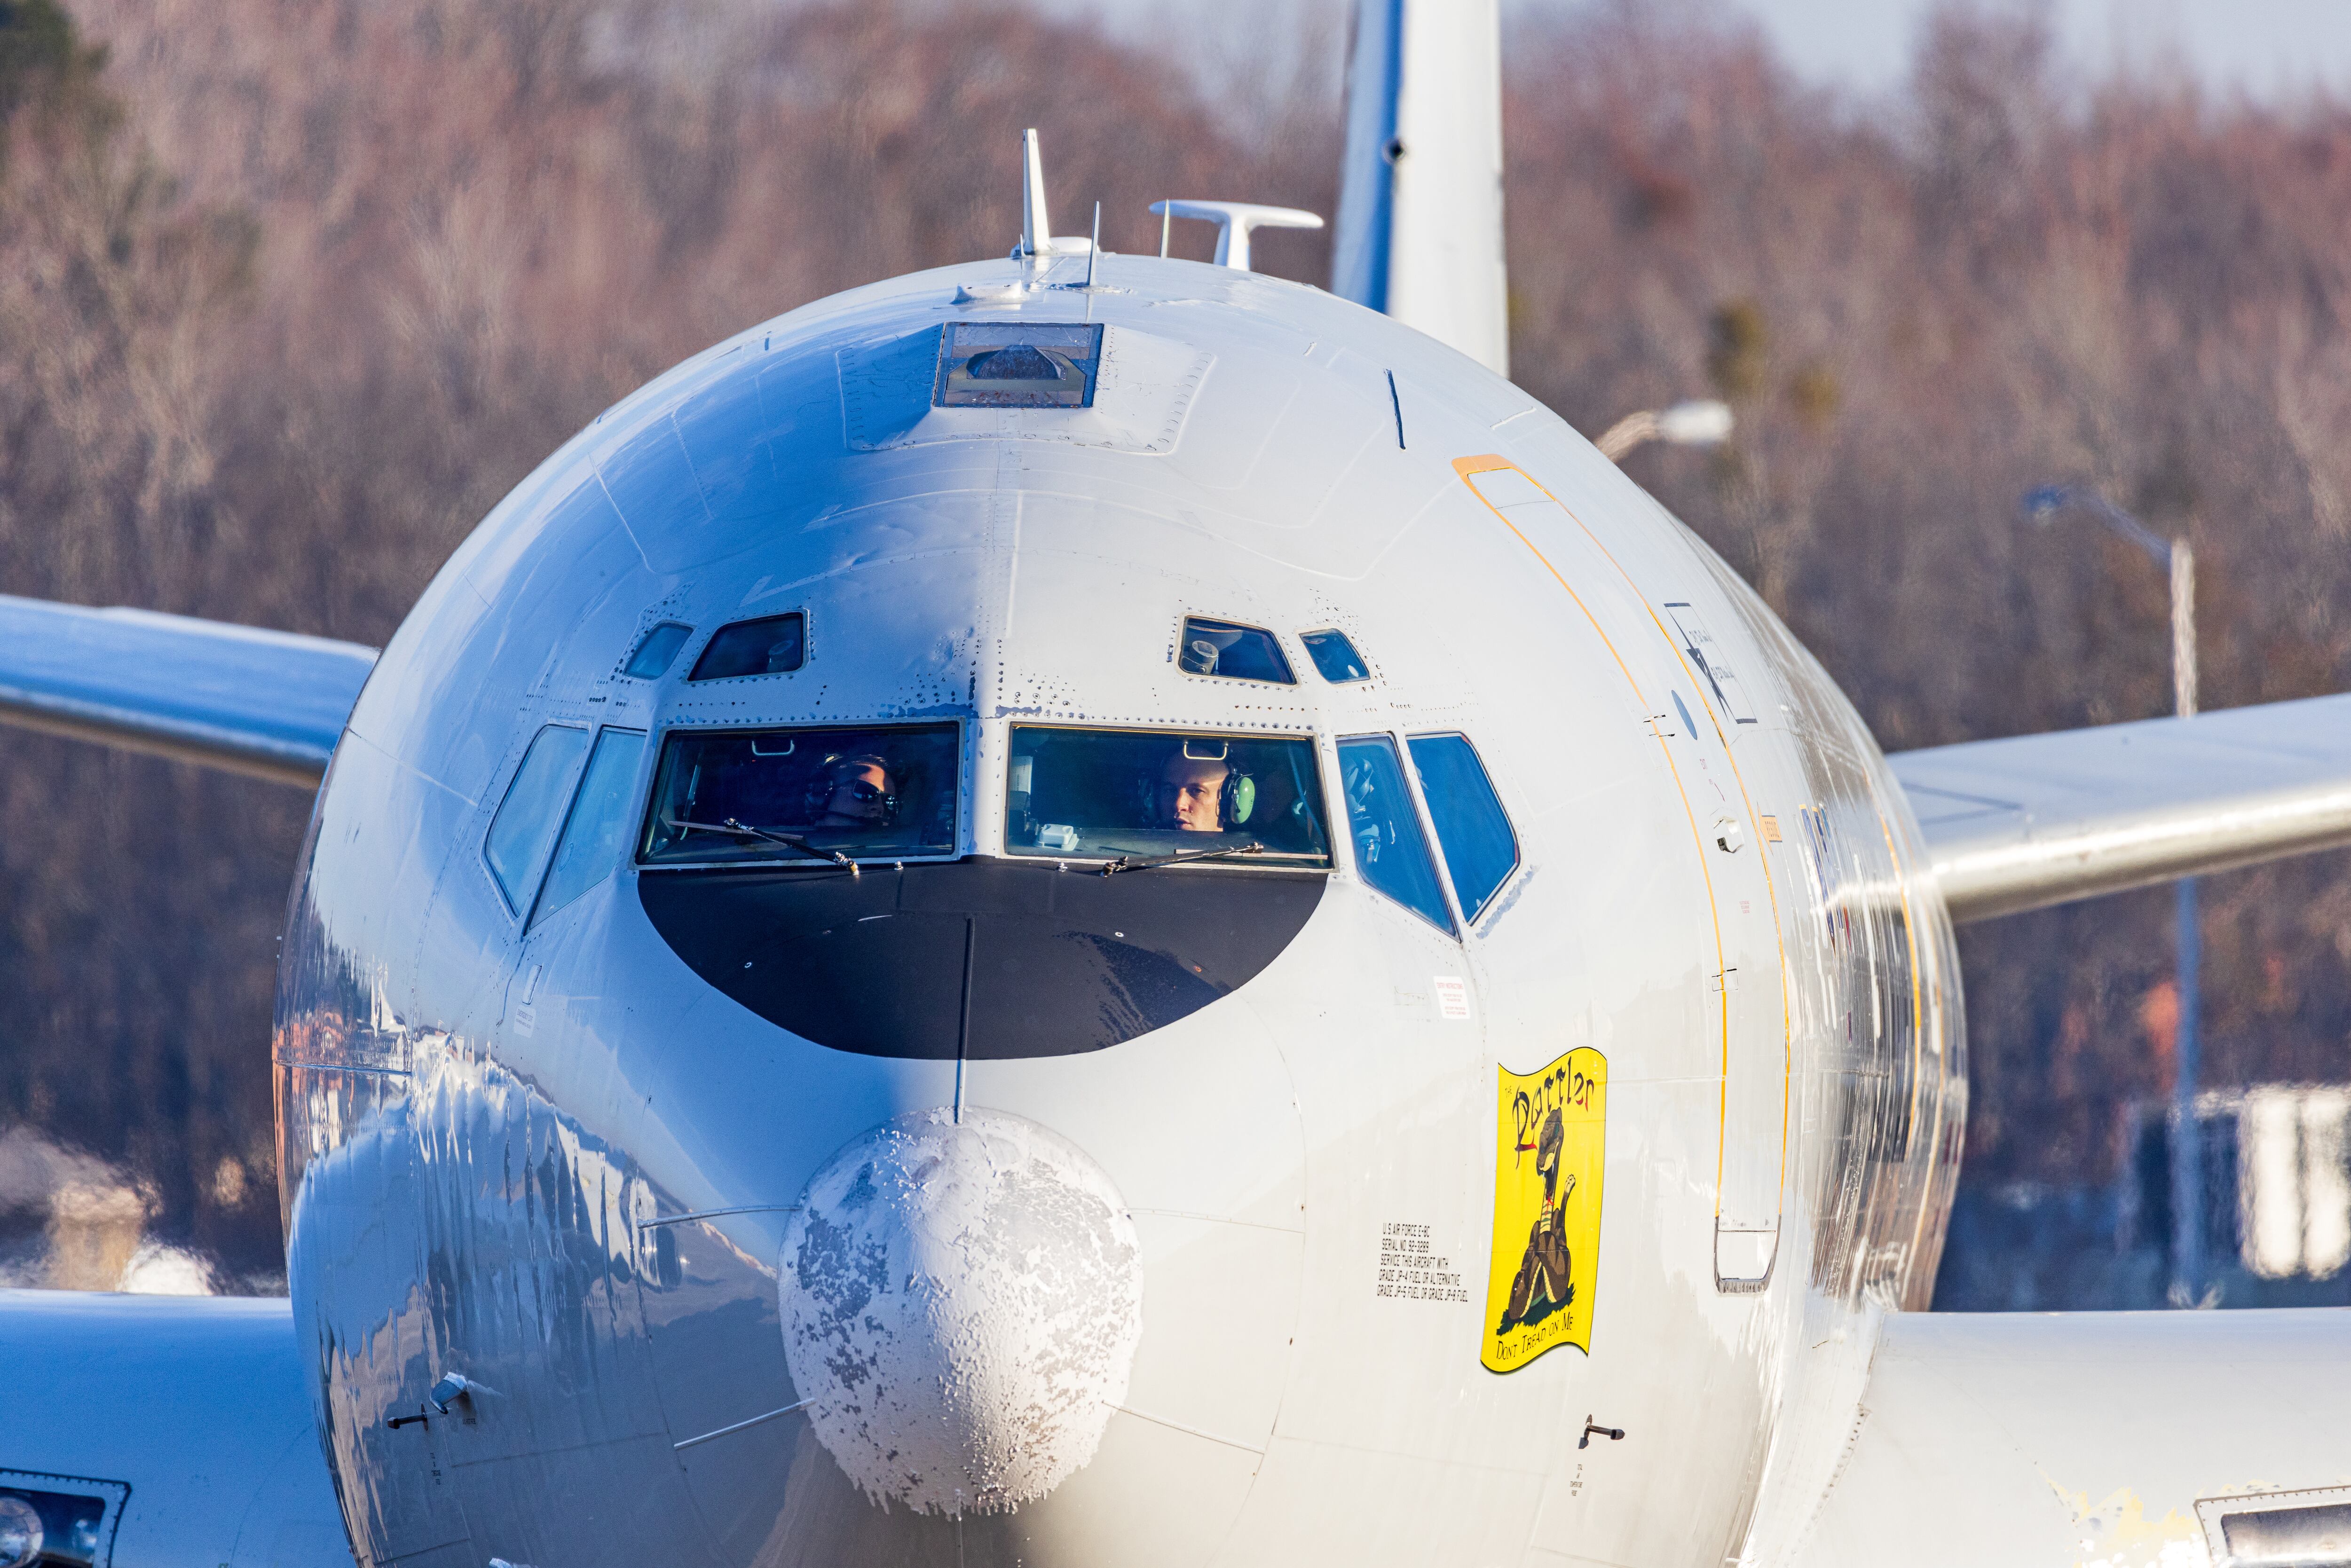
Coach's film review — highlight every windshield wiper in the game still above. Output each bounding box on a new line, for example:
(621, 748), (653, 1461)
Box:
(1099, 841), (1266, 876)
(663, 815), (856, 868)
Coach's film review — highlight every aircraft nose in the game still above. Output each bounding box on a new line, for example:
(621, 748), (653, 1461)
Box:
(779, 1108), (1144, 1516)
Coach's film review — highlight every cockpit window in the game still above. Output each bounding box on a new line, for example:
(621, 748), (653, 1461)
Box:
(639, 722), (958, 865)
(485, 724), (591, 914)
(1176, 617), (1295, 684)
(1300, 629), (1370, 683)
(687, 612), (805, 681)
(533, 728), (647, 925)
(1337, 734), (1455, 933)
(1005, 726), (1332, 867)
(1407, 733), (1519, 922)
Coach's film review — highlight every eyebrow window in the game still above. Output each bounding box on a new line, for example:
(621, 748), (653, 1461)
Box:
(531, 728), (647, 926)
(688, 612), (805, 681)
(1177, 617), (1295, 684)
(484, 725), (591, 914)
(1408, 734), (1520, 922)
(623, 622), (694, 679)
(1300, 629), (1369, 683)
(1337, 735), (1454, 934)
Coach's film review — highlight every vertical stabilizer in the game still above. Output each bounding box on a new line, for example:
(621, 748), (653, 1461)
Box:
(1332, 0), (1509, 378)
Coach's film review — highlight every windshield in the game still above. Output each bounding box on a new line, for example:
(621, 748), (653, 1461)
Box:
(1005, 726), (1333, 867)
(639, 723), (959, 865)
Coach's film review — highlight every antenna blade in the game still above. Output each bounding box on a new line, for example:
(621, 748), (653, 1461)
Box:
(1332, 0), (1508, 378)
(1022, 128), (1050, 259)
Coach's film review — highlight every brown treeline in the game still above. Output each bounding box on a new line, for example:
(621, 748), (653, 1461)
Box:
(1, 0), (2347, 1287)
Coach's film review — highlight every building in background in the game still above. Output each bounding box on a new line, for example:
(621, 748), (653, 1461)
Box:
(1935, 1084), (2351, 1309)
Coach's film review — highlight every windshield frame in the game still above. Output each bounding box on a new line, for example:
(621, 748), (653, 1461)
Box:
(1002, 721), (1335, 872)
(634, 718), (966, 870)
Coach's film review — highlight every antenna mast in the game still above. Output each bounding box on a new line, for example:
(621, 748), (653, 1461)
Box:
(1021, 128), (1050, 260)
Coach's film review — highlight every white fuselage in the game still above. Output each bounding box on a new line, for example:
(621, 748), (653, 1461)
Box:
(274, 249), (1962, 1568)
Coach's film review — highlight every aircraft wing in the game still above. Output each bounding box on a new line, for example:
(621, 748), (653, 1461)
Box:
(1888, 694), (2351, 922)
(1803, 1307), (2351, 1567)
(0, 1288), (349, 1567)
(0, 594), (377, 788)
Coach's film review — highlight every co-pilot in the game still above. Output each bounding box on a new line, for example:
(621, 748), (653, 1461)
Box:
(1156, 749), (1229, 833)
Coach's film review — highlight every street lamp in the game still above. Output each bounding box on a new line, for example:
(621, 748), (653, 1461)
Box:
(1595, 399), (1734, 463)
(2020, 483), (2202, 1304)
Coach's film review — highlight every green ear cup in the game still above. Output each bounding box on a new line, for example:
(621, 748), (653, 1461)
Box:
(1232, 775), (1256, 824)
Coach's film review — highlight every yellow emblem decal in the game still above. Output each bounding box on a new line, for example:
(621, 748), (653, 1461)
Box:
(1483, 1048), (1606, 1373)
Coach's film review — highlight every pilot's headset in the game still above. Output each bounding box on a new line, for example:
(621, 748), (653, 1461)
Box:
(805, 752), (900, 825)
(1150, 739), (1256, 829)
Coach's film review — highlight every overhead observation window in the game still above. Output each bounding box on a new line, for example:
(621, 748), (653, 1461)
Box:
(532, 728), (647, 926)
(1300, 629), (1370, 683)
(1006, 726), (1332, 868)
(934, 322), (1103, 409)
(688, 612), (804, 681)
(1176, 616), (1295, 684)
(1338, 734), (1454, 934)
(640, 722), (958, 866)
(1408, 733), (1519, 922)
(623, 622), (694, 679)
(485, 725), (591, 914)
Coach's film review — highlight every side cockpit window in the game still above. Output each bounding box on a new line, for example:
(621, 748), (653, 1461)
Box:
(640, 722), (958, 865)
(1408, 734), (1519, 922)
(1337, 734), (1454, 933)
(532, 729), (647, 926)
(485, 725), (591, 914)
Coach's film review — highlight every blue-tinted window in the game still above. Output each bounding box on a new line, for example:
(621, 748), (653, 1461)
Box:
(1409, 734), (1519, 922)
(689, 612), (804, 681)
(485, 725), (591, 914)
(623, 622), (694, 679)
(1338, 735), (1454, 934)
(1300, 629), (1369, 683)
(1177, 617), (1294, 684)
(532, 729), (647, 926)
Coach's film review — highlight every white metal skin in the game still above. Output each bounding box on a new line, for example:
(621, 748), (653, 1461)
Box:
(1893, 691), (2351, 922)
(264, 245), (1964, 1568)
(0, 594), (373, 786)
(0, 1290), (346, 1567)
(1804, 1308), (2351, 1566)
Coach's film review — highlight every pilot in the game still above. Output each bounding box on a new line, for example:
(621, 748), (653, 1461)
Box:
(1156, 749), (1230, 833)
(813, 754), (897, 829)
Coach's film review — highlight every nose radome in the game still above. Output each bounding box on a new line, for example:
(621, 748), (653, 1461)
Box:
(780, 1108), (1144, 1516)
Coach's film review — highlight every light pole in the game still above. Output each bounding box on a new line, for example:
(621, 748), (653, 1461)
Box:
(2020, 484), (2201, 1304)
(1595, 399), (1734, 462)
